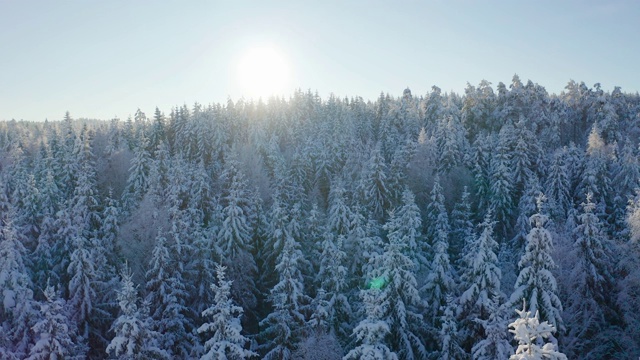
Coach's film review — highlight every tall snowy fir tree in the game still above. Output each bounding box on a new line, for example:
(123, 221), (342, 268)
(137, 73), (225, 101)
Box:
(344, 288), (398, 360)
(423, 179), (456, 324)
(145, 235), (198, 358)
(365, 190), (426, 359)
(458, 211), (503, 352)
(198, 265), (257, 360)
(563, 193), (617, 358)
(0, 213), (35, 358)
(259, 232), (310, 359)
(107, 266), (167, 359)
(28, 283), (73, 360)
(217, 157), (258, 314)
(509, 195), (563, 332)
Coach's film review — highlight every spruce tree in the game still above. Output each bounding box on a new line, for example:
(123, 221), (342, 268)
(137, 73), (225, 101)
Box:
(509, 195), (563, 332)
(198, 265), (257, 359)
(28, 283), (73, 360)
(344, 289), (398, 360)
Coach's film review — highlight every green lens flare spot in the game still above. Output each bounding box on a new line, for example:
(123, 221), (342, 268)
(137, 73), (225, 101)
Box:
(369, 277), (386, 289)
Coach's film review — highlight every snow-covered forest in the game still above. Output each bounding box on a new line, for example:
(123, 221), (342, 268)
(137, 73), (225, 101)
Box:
(2, 76), (640, 359)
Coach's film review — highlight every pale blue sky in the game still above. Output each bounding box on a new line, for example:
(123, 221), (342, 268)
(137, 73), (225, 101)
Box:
(1, 0), (639, 121)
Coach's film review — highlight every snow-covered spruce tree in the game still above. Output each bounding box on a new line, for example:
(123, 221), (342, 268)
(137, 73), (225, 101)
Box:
(107, 266), (168, 359)
(472, 297), (513, 360)
(489, 138), (515, 239)
(145, 234), (198, 358)
(450, 186), (473, 266)
(66, 234), (98, 352)
(365, 194), (426, 359)
(27, 283), (73, 360)
(188, 227), (218, 320)
(198, 265), (257, 360)
(316, 233), (352, 343)
(435, 113), (466, 174)
(508, 302), (567, 360)
(458, 211), (503, 351)
(217, 157), (258, 313)
(438, 297), (466, 360)
(577, 126), (612, 214)
(148, 140), (171, 204)
(423, 179), (456, 323)
(149, 106), (166, 152)
(510, 175), (542, 252)
(610, 142), (640, 239)
(545, 148), (571, 220)
(563, 193), (616, 357)
(344, 288), (398, 360)
(327, 180), (352, 237)
(122, 132), (151, 212)
(261, 193), (290, 286)
(509, 194), (563, 332)
(388, 138), (417, 206)
(359, 144), (391, 221)
(0, 213), (36, 357)
(471, 134), (492, 213)
(259, 233), (310, 360)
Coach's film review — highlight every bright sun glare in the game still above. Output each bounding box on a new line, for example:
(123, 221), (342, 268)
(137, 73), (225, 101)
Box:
(236, 44), (291, 100)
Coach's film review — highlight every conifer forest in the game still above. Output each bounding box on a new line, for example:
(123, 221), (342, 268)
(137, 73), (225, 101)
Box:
(2, 76), (640, 359)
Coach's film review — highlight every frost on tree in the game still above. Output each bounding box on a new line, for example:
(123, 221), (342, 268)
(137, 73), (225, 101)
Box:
(508, 302), (567, 360)
(198, 265), (257, 360)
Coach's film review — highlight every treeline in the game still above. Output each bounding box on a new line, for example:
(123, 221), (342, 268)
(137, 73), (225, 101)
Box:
(1, 75), (640, 359)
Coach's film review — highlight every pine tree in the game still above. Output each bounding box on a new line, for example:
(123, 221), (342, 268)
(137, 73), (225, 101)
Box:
(198, 265), (257, 359)
(509, 195), (563, 332)
(508, 302), (567, 360)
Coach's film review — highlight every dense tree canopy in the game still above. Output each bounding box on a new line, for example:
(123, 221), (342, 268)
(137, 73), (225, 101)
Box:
(1, 78), (640, 358)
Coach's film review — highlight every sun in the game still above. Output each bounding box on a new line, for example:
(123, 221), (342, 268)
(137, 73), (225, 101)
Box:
(236, 44), (291, 100)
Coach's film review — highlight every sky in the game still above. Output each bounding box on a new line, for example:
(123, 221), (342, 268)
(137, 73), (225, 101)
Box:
(1, 0), (639, 121)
